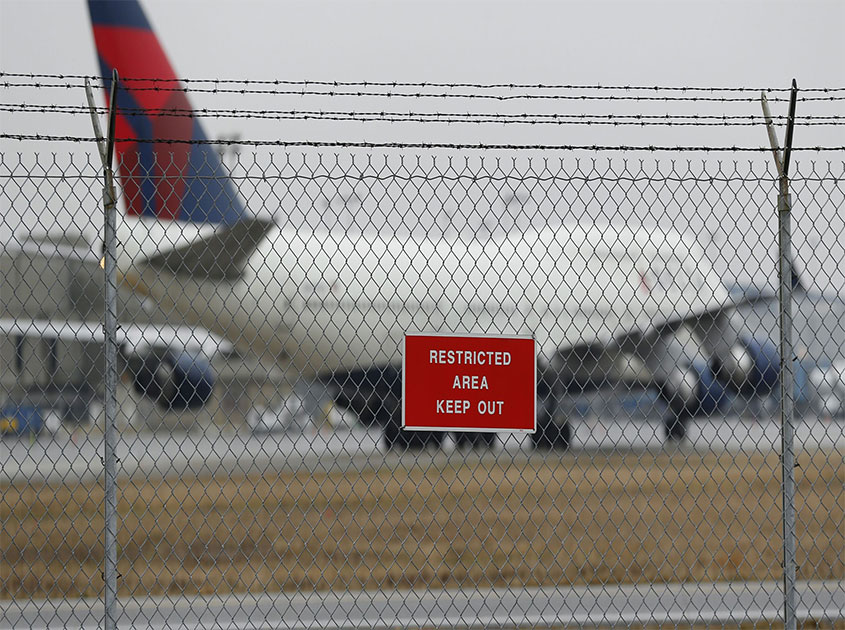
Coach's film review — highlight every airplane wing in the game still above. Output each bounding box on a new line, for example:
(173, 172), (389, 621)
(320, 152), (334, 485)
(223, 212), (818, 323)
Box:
(0, 318), (232, 413)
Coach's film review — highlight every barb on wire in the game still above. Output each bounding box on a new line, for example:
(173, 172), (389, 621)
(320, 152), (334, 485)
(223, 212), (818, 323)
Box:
(8, 79), (845, 103)
(3, 102), (844, 127)
(2, 72), (844, 94)
(2, 133), (844, 152)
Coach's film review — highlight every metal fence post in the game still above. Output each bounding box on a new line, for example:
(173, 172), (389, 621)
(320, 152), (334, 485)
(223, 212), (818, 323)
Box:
(778, 189), (798, 630)
(85, 71), (120, 630)
(761, 81), (799, 630)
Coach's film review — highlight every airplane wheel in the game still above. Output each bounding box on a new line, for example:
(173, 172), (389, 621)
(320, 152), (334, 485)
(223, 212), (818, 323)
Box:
(531, 418), (571, 451)
(532, 372), (571, 451)
(377, 368), (439, 450)
(453, 431), (497, 450)
(382, 416), (443, 451)
(531, 394), (571, 451)
(663, 410), (689, 441)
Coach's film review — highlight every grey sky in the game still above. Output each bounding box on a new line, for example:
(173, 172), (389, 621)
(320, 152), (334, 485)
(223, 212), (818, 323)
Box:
(2, 0), (843, 146)
(2, 1), (843, 85)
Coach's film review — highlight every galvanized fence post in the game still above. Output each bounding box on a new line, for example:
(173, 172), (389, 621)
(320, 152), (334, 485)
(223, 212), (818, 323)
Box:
(761, 81), (799, 630)
(85, 71), (120, 630)
(778, 189), (798, 630)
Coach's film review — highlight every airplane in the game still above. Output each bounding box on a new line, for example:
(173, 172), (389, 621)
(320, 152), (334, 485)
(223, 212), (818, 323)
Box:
(84, 0), (781, 449)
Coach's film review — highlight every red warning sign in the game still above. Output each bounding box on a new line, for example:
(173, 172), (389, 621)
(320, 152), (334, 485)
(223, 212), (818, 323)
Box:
(402, 333), (536, 433)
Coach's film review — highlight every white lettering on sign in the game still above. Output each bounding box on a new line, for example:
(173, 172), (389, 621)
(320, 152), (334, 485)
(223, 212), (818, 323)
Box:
(478, 400), (504, 415)
(452, 375), (489, 390)
(429, 350), (512, 366)
(436, 399), (471, 414)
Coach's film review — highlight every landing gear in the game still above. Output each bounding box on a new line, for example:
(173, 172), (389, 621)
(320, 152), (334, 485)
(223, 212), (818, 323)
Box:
(453, 431), (497, 450)
(376, 384), (442, 450)
(331, 365), (573, 452)
(663, 408), (689, 441)
(531, 373), (571, 451)
(381, 417), (443, 450)
(330, 367), (501, 451)
(531, 408), (572, 450)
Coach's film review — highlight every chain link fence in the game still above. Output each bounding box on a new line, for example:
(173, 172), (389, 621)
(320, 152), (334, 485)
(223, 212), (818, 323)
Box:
(1, 148), (844, 628)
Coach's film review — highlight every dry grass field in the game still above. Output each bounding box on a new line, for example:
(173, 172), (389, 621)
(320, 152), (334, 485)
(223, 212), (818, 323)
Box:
(635, 624), (845, 629)
(2, 449), (843, 600)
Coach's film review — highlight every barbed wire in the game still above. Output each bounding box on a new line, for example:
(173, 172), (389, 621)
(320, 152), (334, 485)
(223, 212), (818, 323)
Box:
(2, 133), (843, 152)
(6, 79), (845, 103)
(3, 75), (842, 152)
(3, 103), (844, 127)
(4, 72), (844, 94)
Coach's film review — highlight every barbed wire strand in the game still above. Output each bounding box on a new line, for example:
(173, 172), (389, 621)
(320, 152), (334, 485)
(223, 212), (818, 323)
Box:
(3, 103), (844, 127)
(2, 133), (844, 152)
(2, 72), (844, 94)
(6, 80), (845, 103)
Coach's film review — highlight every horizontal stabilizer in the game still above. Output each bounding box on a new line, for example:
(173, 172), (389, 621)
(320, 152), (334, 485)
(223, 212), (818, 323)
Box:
(143, 216), (274, 280)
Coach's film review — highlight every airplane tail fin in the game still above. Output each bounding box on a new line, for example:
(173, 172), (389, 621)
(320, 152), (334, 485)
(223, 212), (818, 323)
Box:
(87, 0), (245, 226)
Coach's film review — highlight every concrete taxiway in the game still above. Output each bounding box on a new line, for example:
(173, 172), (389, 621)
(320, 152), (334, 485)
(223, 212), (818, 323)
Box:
(3, 580), (843, 629)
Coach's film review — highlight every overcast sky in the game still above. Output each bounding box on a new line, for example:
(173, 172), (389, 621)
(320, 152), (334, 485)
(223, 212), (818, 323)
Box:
(1, 0), (844, 290)
(2, 0), (843, 145)
(1, 0), (842, 85)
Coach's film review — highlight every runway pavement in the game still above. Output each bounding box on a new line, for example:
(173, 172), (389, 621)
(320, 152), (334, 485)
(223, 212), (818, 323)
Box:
(3, 580), (843, 629)
(2, 412), (844, 484)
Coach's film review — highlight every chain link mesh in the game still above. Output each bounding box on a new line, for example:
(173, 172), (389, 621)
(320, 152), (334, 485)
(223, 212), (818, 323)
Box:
(1, 151), (843, 628)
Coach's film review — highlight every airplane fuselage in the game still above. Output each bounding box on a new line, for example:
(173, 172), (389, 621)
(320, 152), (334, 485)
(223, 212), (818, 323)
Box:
(117, 216), (732, 379)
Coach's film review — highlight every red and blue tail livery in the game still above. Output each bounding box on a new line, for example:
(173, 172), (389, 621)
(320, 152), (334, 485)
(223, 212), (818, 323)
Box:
(87, 0), (244, 225)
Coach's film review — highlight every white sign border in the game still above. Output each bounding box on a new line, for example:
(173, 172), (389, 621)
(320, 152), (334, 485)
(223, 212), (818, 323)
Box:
(401, 331), (537, 434)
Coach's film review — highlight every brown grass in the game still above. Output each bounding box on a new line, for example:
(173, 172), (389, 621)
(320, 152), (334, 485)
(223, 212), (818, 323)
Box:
(635, 623), (845, 630)
(2, 449), (843, 600)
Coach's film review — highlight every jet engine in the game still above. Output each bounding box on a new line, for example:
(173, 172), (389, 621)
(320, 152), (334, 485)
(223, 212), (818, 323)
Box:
(714, 335), (779, 396)
(660, 359), (727, 440)
(128, 349), (215, 410)
(809, 360), (845, 417)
